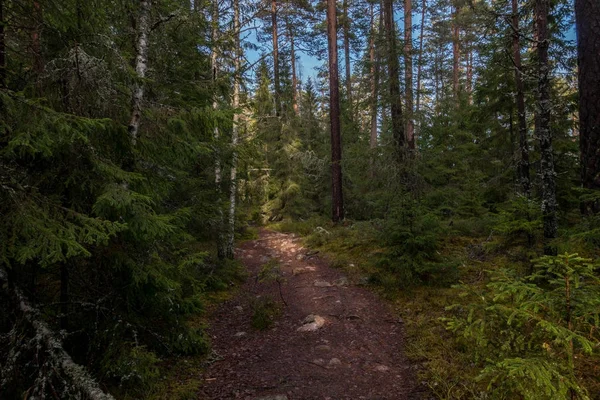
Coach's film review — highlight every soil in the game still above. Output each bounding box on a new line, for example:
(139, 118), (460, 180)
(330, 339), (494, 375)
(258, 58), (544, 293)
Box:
(198, 229), (422, 400)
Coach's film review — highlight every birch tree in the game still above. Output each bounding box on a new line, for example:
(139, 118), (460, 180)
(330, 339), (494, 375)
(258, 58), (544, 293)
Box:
(226, 0), (242, 258)
(128, 0), (152, 146)
(535, 0), (557, 254)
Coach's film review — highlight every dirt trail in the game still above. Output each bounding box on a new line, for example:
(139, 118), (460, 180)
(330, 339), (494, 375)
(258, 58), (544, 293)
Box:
(199, 229), (421, 400)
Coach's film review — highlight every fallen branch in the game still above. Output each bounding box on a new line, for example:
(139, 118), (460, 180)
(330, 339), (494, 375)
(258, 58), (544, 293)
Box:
(0, 267), (115, 400)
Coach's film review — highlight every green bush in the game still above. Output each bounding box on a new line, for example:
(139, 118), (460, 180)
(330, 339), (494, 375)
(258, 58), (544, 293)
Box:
(446, 254), (600, 399)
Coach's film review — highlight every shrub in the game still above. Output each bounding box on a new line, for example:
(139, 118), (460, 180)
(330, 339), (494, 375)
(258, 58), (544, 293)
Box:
(446, 254), (600, 399)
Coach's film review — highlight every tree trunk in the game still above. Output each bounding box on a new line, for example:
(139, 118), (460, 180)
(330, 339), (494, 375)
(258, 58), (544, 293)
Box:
(128, 0), (152, 146)
(535, 0), (557, 255)
(383, 0), (405, 156)
(211, 0), (225, 259)
(343, 0), (352, 108)
(452, 4), (460, 99)
(271, 0), (281, 117)
(404, 0), (414, 149)
(327, 0), (344, 223)
(512, 0), (530, 196)
(415, 0), (425, 115)
(576, 0), (600, 214)
(226, 0), (241, 259)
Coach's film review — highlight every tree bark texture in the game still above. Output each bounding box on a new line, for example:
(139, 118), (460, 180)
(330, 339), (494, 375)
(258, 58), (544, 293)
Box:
(512, 0), (530, 196)
(327, 0), (344, 223)
(128, 0), (152, 146)
(383, 0), (405, 156)
(576, 0), (600, 213)
(535, 0), (557, 254)
(404, 0), (414, 149)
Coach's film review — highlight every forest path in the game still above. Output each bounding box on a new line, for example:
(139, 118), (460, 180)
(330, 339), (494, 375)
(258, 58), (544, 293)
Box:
(198, 229), (420, 400)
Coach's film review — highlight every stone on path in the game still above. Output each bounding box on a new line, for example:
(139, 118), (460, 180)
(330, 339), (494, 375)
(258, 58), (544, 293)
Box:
(292, 266), (316, 275)
(334, 277), (349, 286)
(254, 396), (288, 400)
(315, 344), (331, 352)
(297, 314), (325, 332)
(313, 280), (332, 287)
(374, 364), (390, 372)
(328, 358), (342, 366)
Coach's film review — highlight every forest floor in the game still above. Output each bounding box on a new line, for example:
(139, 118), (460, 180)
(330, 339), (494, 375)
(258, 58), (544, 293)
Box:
(197, 229), (423, 400)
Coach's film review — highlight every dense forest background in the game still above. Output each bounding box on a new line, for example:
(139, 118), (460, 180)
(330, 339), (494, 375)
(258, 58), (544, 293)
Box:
(0, 0), (599, 398)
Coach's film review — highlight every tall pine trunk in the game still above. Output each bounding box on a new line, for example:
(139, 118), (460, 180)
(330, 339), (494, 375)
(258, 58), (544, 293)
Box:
(535, 0), (557, 255)
(128, 0), (151, 145)
(383, 0), (405, 156)
(512, 0), (530, 196)
(271, 0), (281, 117)
(404, 0), (414, 149)
(226, 0), (241, 259)
(327, 0), (344, 223)
(576, 0), (600, 214)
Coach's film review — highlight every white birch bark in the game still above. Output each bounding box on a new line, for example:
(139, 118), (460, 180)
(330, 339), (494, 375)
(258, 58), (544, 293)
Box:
(226, 0), (241, 259)
(128, 0), (151, 146)
(211, 0), (226, 259)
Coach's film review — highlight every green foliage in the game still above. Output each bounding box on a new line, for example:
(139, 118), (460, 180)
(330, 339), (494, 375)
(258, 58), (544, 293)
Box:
(251, 296), (282, 331)
(374, 199), (459, 288)
(446, 254), (600, 399)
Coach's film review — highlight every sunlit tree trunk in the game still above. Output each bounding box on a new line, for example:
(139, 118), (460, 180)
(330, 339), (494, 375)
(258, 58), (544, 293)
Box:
(128, 0), (151, 146)
(535, 0), (557, 255)
(226, 0), (242, 259)
(512, 0), (530, 196)
(404, 0), (414, 149)
(327, 0), (344, 222)
(576, 0), (600, 214)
